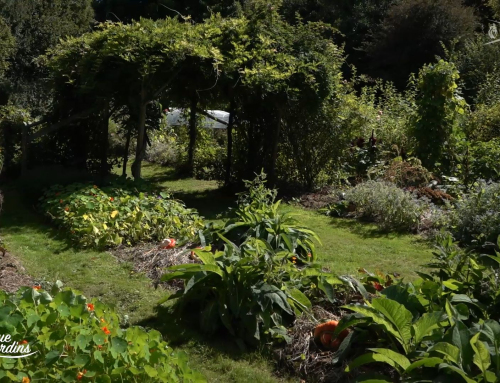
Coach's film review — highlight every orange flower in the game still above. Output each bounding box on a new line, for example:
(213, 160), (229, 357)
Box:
(100, 318), (105, 323)
(22, 377), (30, 383)
(65, 207), (69, 212)
(19, 340), (28, 345)
(102, 326), (111, 335)
(77, 370), (87, 380)
(33, 285), (41, 290)
(86, 303), (95, 311)
(97, 345), (102, 350)
(110, 197), (114, 202)
(292, 256), (297, 261)
(307, 253), (312, 258)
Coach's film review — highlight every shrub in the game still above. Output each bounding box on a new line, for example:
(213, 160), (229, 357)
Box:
(39, 182), (204, 248)
(411, 60), (467, 173)
(0, 283), (204, 382)
(451, 182), (500, 246)
(344, 180), (427, 232)
(469, 139), (500, 182)
(383, 157), (433, 188)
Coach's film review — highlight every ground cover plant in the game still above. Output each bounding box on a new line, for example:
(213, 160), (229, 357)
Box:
(0, 283), (204, 383)
(39, 182), (204, 248)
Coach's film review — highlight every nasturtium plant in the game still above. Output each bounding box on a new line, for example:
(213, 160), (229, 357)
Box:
(0, 283), (205, 382)
(39, 182), (204, 249)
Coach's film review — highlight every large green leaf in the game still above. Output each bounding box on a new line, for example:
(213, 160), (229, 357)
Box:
(470, 333), (491, 374)
(413, 311), (444, 344)
(371, 298), (413, 352)
(405, 357), (443, 373)
(429, 342), (461, 365)
(369, 348), (411, 371)
(286, 287), (311, 313)
(344, 304), (402, 347)
(346, 352), (401, 373)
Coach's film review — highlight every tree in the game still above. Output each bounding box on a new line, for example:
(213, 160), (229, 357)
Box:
(364, 0), (477, 88)
(0, 0), (94, 111)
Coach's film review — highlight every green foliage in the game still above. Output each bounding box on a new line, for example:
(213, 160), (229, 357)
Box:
(160, 173), (355, 347)
(365, 0), (477, 87)
(451, 182), (500, 246)
(0, 16), (15, 78)
(382, 157), (433, 188)
(0, 283), (204, 382)
(39, 182), (204, 249)
(343, 234), (500, 382)
(205, 173), (321, 263)
(411, 60), (467, 172)
(343, 181), (428, 232)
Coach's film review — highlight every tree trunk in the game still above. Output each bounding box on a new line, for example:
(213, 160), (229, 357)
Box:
(100, 102), (110, 178)
(225, 99), (236, 186)
(268, 109), (282, 186)
(187, 94), (198, 175)
(21, 124), (28, 176)
(122, 124), (132, 178)
(131, 94), (147, 180)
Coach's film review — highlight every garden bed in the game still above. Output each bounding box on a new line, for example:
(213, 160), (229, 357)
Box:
(110, 242), (200, 289)
(0, 251), (32, 293)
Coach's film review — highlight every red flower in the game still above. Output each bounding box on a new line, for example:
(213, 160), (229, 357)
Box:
(77, 370), (87, 380)
(18, 340), (28, 345)
(110, 197), (114, 202)
(87, 303), (95, 311)
(373, 282), (384, 292)
(102, 326), (111, 335)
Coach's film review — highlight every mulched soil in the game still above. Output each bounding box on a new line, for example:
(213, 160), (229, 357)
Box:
(297, 187), (339, 210)
(0, 251), (33, 293)
(110, 242), (200, 289)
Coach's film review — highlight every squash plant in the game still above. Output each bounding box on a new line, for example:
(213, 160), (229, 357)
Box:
(39, 182), (204, 249)
(161, 237), (349, 348)
(0, 283), (204, 382)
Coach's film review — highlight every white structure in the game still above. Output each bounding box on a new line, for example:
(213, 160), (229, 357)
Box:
(165, 108), (229, 129)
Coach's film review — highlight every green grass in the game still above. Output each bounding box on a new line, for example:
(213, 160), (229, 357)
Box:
(137, 162), (433, 279)
(0, 162), (434, 382)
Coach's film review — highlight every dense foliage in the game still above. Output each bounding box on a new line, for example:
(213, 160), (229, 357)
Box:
(0, 283), (204, 382)
(338, 235), (500, 382)
(39, 182), (203, 248)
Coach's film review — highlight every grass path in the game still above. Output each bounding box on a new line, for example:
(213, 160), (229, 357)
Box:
(0, 163), (434, 382)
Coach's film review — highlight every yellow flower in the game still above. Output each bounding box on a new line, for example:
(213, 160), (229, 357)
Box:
(22, 377), (30, 383)
(110, 210), (119, 219)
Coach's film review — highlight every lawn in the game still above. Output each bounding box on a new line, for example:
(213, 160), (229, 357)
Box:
(0, 162), (434, 382)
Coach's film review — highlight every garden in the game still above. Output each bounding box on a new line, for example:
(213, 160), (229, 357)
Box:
(1, 0), (500, 382)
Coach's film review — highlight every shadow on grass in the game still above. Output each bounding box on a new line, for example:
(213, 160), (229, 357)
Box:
(328, 216), (427, 242)
(0, 189), (77, 254)
(136, 304), (260, 363)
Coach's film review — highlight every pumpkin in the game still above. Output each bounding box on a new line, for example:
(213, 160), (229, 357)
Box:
(160, 238), (176, 249)
(313, 320), (350, 351)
